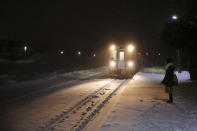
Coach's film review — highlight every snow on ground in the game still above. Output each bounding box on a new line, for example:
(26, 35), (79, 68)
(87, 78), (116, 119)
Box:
(0, 67), (109, 131)
(62, 67), (108, 79)
(1, 68), (195, 131)
(0, 67), (108, 104)
(0, 78), (112, 131)
(100, 71), (197, 131)
(0, 66), (108, 86)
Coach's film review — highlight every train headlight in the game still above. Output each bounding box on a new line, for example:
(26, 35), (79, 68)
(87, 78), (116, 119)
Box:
(110, 45), (116, 50)
(128, 45), (134, 52)
(127, 61), (134, 67)
(110, 61), (116, 67)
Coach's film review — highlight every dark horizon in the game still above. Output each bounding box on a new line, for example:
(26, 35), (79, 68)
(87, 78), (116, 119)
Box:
(0, 0), (193, 52)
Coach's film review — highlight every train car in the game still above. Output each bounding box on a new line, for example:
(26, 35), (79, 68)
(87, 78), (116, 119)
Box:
(109, 44), (136, 78)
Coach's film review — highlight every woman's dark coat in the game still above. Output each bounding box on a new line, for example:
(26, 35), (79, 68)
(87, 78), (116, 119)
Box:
(161, 64), (176, 87)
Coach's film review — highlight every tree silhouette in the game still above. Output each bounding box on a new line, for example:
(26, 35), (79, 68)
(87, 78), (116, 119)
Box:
(161, 16), (197, 79)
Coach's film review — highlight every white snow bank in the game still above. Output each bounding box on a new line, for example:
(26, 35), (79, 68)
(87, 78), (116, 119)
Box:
(142, 66), (165, 74)
(137, 72), (164, 83)
(141, 66), (191, 83)
(62, 67), (108, 79)
(175, 71), (190, 82)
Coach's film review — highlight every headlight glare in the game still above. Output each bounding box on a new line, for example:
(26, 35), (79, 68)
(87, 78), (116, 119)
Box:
(128, 61), (134, 67)
(110, 61), (116, 67)
(110, 45), (116, 50)
(128, 45), (134, 52)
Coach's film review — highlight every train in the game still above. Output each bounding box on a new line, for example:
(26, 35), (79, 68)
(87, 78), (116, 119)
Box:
(109, 44), (136, 78)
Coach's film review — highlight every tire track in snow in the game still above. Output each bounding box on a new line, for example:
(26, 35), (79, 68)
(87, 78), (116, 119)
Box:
(38, 79), (115, 131)
(75, 79), (130, 131)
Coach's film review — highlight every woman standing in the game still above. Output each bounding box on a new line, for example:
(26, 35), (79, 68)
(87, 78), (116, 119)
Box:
(161, 58), (177, 103)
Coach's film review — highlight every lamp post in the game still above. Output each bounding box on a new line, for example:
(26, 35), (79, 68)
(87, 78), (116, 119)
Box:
(127, 43), (136, 72)
(170, 14), (181, 72)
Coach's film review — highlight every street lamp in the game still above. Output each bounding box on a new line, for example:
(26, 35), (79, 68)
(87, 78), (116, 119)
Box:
(171, 15), (178, 20)
(171, 14), (181, 72)
(60, 50), (64, 54)
(78, 51), (81, 55)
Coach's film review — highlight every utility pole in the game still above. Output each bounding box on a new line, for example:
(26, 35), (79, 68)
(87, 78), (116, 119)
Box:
(177, 49), (181, 73)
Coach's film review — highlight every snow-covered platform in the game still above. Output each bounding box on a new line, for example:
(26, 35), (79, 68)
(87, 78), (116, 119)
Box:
(100, 72), (197, 131)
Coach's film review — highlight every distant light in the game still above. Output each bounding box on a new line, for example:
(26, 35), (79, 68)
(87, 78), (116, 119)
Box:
(172, 15), (178, 20)
(78, 51), (81, 55)
(138, 52), (142, 56)
(93, 53), (96, 57)
(24, 46), (27, 51)
(145, 52), (149, 56)
(60, 50), (64, 54)
(158, 53), (161, 56)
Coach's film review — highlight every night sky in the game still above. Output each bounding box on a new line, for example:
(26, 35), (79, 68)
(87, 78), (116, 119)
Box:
(0, 0), (177, 52)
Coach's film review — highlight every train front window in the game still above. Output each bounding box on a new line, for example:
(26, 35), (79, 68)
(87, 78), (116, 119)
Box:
(110, 50), (117, 60)
(119, 51), (124, 61)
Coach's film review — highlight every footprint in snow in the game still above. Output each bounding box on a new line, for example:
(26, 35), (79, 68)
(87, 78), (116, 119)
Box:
(86, 107), (92, 111)
(114, 123), (120, 125)
(93, 95), (99, 98)
(50, 127), (55, 130)
(105, 88), (111, 90)
(81, 112), (86, 115)
(59, 119), (64, 123)
(100, 92), (105, 95)
(91, 103), (96, 106)
(102, 124), (111, 127)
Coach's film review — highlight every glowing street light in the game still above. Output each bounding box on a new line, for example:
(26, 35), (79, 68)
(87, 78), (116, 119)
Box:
(171, 15), (178, 20)
(93, 53), (96, 57)
(78, 51), (81, 55)
(60, 50), (64, 54)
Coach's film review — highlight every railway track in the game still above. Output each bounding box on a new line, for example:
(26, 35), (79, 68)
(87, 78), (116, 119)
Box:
(38, 79), (130, 131)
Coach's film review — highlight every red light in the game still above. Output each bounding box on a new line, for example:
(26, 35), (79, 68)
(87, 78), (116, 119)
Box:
(138, 52), (142, 56)
(145, 52), (149, 56)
